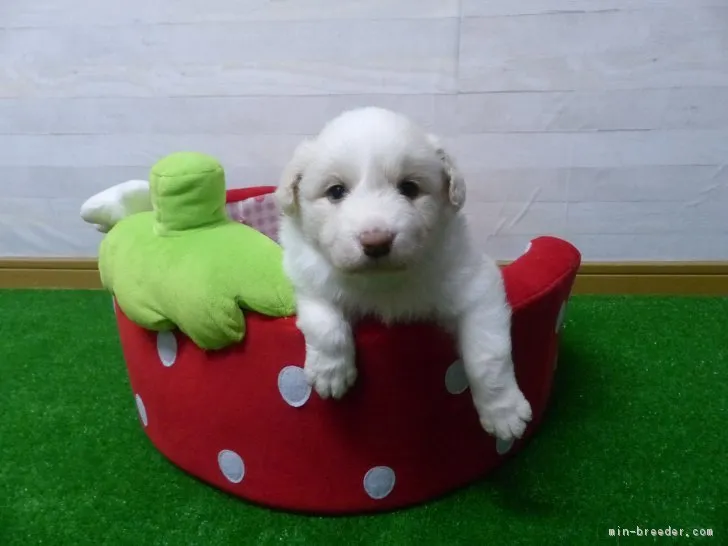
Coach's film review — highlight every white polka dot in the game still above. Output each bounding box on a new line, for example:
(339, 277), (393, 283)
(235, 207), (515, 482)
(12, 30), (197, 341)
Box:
(157, 331), (177, 367)
(363, 466), (396, 500)
(445, 360), (469, 394)
(524, 241), (533, 254)
(218, 450), (245, 483)
(556, 300), (568, 333)
(278, 365), (312, 407)
(496, 438), (513, 455)
(135, 394), (148, 427)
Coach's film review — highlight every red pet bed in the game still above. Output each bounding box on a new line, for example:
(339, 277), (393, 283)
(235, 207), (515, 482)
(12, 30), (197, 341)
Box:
(115, 186), (581, 514)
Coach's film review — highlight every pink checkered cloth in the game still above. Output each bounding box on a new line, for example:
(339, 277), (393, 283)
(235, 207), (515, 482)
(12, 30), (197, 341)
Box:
(225, 192), (281, 243)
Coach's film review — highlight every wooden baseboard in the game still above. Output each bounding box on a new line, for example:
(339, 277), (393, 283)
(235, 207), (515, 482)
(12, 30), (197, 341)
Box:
(0, 259), (726, 295)
(572, 263), (728, 295)
(0, 259), (103, 289)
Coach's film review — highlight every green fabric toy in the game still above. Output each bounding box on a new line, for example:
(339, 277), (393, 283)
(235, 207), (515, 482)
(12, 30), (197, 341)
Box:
(98, 152), (296, 350)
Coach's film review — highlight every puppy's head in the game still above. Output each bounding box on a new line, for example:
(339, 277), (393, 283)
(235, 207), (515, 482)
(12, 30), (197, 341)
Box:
(275, 107), (465, 273)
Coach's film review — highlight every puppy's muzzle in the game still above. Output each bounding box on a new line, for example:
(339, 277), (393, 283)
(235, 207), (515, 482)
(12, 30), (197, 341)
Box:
(359, 230), (395, 259)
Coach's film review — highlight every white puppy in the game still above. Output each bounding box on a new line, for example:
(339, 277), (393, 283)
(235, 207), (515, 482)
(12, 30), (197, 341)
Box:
(275, 107), (532, 441)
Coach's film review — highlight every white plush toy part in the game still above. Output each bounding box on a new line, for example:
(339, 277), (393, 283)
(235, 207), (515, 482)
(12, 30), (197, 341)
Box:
(80, 179), (152, 233)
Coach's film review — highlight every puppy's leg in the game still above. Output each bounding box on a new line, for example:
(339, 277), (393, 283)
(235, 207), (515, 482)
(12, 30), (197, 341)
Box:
(296, 296), (357, 399)
(456, 270), (532, 441)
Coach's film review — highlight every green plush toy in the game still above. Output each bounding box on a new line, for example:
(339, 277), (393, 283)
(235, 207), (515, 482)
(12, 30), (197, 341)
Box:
(96, 152), (296, 350)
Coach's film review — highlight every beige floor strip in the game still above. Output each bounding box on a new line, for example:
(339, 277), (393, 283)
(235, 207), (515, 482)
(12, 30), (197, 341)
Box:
(0, 259), (726, 294)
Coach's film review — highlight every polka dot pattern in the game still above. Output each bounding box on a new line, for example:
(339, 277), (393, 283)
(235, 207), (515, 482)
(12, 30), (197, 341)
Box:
(218, 450), (245, 483)
(156, 331), (177, 367)
(445, 360), (469, 394)
(113, 194), (578, 513)
(135, 394), (148, 427)
(496, 438), (513, 455)
(278, 365), (312, 407)
(363, 466), (396, 500)
(556, 300), (568, 332)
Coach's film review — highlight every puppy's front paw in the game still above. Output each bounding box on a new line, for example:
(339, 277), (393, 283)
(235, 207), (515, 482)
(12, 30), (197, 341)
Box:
(304, 350), (357, 400)
(477, 387), (532, 442)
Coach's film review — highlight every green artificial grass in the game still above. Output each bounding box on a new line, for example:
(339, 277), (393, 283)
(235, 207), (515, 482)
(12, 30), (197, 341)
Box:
(0, 290), (726, 546)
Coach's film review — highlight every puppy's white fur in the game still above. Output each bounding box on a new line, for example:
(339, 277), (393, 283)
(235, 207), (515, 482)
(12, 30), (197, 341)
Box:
(276, 107), (532, 441)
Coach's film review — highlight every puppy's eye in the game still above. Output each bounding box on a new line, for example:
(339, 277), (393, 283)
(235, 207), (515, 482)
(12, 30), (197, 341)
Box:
(397, 179), (420, 199)
(325, 184), (348, 202)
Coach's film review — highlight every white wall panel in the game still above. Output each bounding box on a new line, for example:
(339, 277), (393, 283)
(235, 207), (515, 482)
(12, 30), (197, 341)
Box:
(459, 9), (728, 91)
(452, 130), (728, 170)
(0, 64), (457, 98)
(462, 1), (726, 17)
(0, 1), (726, 260)
(567, 201), (726, 234)
(1, 21), (458, 66)
(563, 234), (728, 261)
(0, 19), (458, 98)
(462, 168), (569, 203)
(2, 134), (302, 168)
(565, 166), (728, 203)
(0, 96), (457, 135)
(2, 0), (459, 27)
(465, 202), (568, 236)
(1, 165), (279, 199)
(0, 198), (102, 256)
(456, 88), (728, 133)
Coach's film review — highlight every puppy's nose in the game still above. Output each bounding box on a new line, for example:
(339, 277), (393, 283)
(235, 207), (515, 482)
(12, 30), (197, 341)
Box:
(359, 230), (394, 258)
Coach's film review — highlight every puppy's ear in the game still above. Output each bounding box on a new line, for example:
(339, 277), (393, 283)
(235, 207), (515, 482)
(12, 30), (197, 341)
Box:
(427, 133), (466, 211)
(275, 139), (315, 216)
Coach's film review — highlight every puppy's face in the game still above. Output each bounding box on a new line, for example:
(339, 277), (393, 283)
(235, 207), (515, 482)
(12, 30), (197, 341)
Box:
(277, 107), (465, 273)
